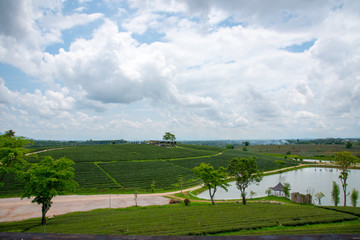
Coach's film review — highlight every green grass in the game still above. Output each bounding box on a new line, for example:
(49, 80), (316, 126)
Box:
(0, 203), (357, 236)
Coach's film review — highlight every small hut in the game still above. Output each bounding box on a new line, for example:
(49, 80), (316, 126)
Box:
(271, 182), (285, 197)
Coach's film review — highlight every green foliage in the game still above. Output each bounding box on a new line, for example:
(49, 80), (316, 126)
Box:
(283, 183), (291, 198)
(332, 181), (340, 207)
(346, 141), (353, 149)
(265, 187), (272, 196)
(0, 130), (31, 186)
(0, 203), (357, 235)
(227, 157), (263, 205)
(20, 156), (78, 225)
(226, 144), (234, 149)
(351, 189), (358, 207)
(163, 132), (176, 142)
(314, 192), (325, 205)
(274, 160), (286, 171)
(150, 180), (155, 193)
(192, 163), (229, 205)
(333, 151), (359, 206)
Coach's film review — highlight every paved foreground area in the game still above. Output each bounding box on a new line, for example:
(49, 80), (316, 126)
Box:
(0, 194), (170, 222)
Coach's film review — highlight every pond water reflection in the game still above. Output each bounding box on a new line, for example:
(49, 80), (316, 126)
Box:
(196, 167), (360, 206)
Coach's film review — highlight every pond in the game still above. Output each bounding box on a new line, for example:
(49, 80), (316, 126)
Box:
(196, 167), (360, 206)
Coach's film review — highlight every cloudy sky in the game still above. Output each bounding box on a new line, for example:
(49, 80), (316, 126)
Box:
(0, 0), (359, 141)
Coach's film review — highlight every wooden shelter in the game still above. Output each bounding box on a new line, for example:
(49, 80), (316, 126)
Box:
(271, 182), (285, 196)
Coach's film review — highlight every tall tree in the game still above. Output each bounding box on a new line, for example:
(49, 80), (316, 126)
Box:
(0, 130), (31, 186)
(333, 151), (359, 206)
(331, 181), (340, 206)
(192, 163), (229, 205)
(21, 156), (78, 225)
(227, 157), (263, 205)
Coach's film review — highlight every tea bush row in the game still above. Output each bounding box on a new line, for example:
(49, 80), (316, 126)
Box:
(98, 160), (199, 190)
(7, 203), (357, 235)
(28, 144), (222, 163)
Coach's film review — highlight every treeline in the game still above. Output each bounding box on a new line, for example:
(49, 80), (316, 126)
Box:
(287, 138), (360, 145)
(26, 139), (128, 148)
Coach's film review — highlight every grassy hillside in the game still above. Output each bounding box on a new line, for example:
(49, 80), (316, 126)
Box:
(0, 202), (358, 235)
(0, 144), (295, 195)
(247, 144), (360, 160)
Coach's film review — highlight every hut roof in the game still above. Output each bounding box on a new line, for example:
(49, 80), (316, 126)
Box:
(271, 182), (285, 191)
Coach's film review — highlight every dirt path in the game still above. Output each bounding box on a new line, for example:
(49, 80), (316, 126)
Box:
(0, 185), (201, 223)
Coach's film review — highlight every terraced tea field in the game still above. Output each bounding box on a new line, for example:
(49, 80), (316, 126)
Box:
(0, 143), (295, 195)
(247, 144), (360, 159)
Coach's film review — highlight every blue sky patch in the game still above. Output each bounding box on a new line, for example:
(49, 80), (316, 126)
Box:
(283, 39), (316, 53)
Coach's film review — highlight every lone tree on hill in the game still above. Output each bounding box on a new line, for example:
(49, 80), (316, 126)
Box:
(163, 132), (176, 142)
(21, 156), (78, 225)
(192, 163), (229, 205)
(227, 157), (263, 205)
(333, 151), (359, 206)
(0, 130), (31, 187)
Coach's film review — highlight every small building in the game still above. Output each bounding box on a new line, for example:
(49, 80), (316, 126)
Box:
(271, 182), (285, 197)
(148, 140), (177, 147)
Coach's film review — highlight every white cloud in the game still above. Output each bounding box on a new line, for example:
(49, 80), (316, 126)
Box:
(0, 78), (12, 104)
(1, 0), (360, 140)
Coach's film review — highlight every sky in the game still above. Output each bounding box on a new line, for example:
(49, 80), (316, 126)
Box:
(0, 0), (359, 141)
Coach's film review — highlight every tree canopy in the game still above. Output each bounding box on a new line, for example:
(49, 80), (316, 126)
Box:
(0, 130), (31, 186)
(163, 132), (176, 142)
(228, 157), (263, 205)
(192, 163), (229, 205)
(21, 156), (78, 225)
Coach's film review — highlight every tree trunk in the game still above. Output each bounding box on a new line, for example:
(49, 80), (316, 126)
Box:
(41, 201), (51, 225)
(241, 191), (246, 205)
(209, 187), (216, 205)
(343, 184), (347, 207)
(341, 178), (347, 206)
